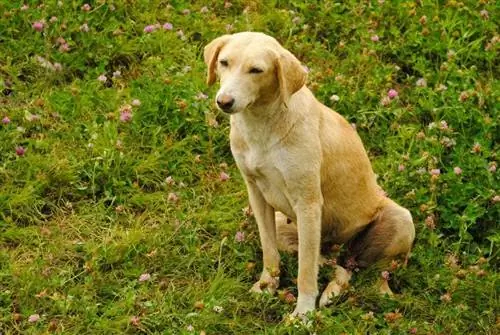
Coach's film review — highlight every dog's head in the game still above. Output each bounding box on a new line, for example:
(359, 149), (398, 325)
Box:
(204, 32), (307, 114)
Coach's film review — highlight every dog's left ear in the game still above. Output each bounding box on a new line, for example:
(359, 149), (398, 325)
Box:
(204, 35), (231, 85)
(275, 49), (307, 102)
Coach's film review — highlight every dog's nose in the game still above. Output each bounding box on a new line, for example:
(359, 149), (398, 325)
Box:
(216, 94), (235, 111)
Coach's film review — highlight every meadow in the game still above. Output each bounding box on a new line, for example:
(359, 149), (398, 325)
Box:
(0, 0), (498, 334)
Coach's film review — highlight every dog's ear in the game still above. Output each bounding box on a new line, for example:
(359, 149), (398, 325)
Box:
(275, 49), (307, 102)
(204, 35), (231, 86)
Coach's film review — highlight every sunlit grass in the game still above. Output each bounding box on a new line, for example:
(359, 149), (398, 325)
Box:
(0, 1), (498, 333)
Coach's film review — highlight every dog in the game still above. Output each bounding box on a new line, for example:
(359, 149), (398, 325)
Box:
(204, 32), (415, 317)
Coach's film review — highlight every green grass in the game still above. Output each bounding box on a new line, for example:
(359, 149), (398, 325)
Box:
(0, 0), (498, 334)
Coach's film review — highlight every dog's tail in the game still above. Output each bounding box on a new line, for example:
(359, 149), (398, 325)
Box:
(275, 211), (299, 253)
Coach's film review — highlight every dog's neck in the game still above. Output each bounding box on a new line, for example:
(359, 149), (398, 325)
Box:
(230, 97), (300, 148)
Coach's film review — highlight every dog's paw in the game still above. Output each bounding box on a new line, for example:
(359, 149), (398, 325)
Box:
(284, 311), (309, 325)
(378, 279), (394, 296)
(318, 282), (342, 307)
(288, 293), (316, 319)
(250, 275), (279, 295)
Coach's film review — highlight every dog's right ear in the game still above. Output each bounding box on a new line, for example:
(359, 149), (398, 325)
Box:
(204, 35), (231, 86)
(274, 49), (307, 103)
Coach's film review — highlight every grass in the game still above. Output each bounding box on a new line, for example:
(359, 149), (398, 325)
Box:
(0, 0), (498, 334)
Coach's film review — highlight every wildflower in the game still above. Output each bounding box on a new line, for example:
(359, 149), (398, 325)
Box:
(330, 94), (340, 102)
(49, 16), (58, 23)
(447, 50), (456, 59)
(409, 327), (418, 334)
(437, 84), (448, 91)
(163, 22), (173, 30)
(416, 167), (426, 175)
(235, 231), (245, 242)
(15, 146), (26, 156)
(53, 62), (62, 71)
(492, 195), (500, 203)
(488, 162), (497, 173)
(440, 137), (456, 148)
(21, 4), (29, 10)
(480, 9), (489, 20)
(194, 301), (205, 310)
(224, 2), (233, 8)
(243, 206), (253, 217)
(381, 271), (390, 281)
(182, 9), (191, 15)
(371, 35), (380, 42)
(28, 314), (40, 323)
(165, 176), (175, 185)
(131, 99), (141, 107)
(56, 36), (66, 45)
(80, 23), (89, 32)
(440, 293), (452, 303)
(453, 167), (462, 175)
(471, 143), (481, 153)
(168, 192), (179, 202)
(176, 29), (185, 39)
(138, 273), (151, 282)
(459, 91), (469, 102)
(97, 74), (107, 82)
(200, 7), (209, 14)
(384, 311), (402, 323)
(219, 172), (230, 182)
(130, 316), (140, 326)
(186, 325), (194, 332)
(81, 3), (91, 11)
(284, 291), (296, 304)
(144, 25), (156, 33)
(419, 15), (427, 25)
(387, 89), (398, 99)
(120, 110), (132, 122)
(195, 92), (208, 100)
(416, 78), (427, 87)
(292, 17), (301, 25)
(362, 311), (375, 321)
(398, 164), (405, 172)
(439, 120), (448, 130)
(59, 43), (70, 52)
(425, 215), (435, 229)
(380, 96), (391, 106)
(32, 21), (44, 32)
(430, 169), (440, 176)
(112, 70), (121, 78)
(213, 305), (224, 313)
(208, 118), (219, 128)
(2, 116), (10, 124)
(28, 114), (40, 122)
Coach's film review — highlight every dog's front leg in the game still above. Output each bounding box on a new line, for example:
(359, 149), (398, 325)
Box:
(292, 200), (322, 317)
(246, 181), (280, 294)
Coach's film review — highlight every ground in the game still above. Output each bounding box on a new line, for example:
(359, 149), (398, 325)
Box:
(0, 1), (498, 334)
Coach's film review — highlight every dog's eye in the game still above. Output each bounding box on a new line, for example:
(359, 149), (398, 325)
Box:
(219, 59), (228, 67)
(249, 67), (263, 74)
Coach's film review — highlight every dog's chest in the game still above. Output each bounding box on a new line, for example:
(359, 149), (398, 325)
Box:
(233, 146), (294, 216)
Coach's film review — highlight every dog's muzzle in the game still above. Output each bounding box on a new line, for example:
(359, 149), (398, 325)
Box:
(216, 93), (235, 112)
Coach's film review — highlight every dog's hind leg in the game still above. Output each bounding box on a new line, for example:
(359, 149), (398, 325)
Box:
(348, 198), (415, 294)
